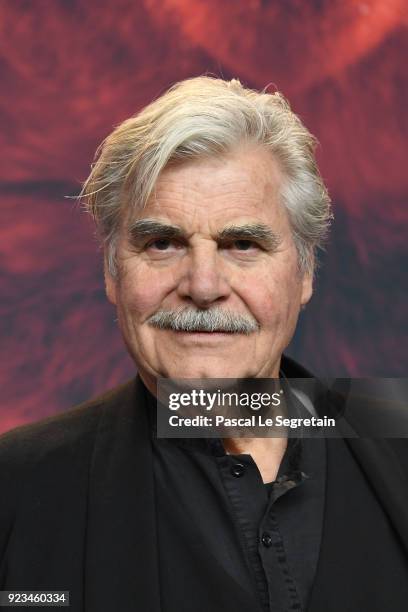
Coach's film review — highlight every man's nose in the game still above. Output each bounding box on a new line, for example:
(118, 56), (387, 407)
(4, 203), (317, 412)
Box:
(177, 244), (231, 307)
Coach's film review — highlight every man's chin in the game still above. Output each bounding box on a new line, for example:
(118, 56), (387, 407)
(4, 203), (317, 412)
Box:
(161, 362), (252, 381)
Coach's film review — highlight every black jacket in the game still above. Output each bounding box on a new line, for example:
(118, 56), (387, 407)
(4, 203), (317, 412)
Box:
(1, 356), (408, 611)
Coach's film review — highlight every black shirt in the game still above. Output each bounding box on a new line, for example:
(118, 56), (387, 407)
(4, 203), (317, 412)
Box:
(144, 383), (326, 612)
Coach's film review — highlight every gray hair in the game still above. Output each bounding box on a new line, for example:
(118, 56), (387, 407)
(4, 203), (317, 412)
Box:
(80, 76), (332, 277)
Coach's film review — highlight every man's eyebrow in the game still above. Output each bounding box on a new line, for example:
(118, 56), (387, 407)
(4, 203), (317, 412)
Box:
(217, 224), (282, 249)
(128, 219), (185, 241)
(127, 219), (282, 249)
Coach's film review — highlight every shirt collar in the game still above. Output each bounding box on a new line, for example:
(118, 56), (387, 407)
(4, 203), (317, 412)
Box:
(140, 373), (306, 472)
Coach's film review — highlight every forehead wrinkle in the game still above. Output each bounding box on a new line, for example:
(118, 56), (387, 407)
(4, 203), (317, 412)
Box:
(152, 187), (265, 210)
(153, 169), (273, 205)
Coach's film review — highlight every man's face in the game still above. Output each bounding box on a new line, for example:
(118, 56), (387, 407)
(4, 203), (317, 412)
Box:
(105, 145), (313, 392)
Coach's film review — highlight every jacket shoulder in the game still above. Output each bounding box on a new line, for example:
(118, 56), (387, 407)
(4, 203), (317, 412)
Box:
(0, 378), (136, 462)
(0, 379), (136, 552)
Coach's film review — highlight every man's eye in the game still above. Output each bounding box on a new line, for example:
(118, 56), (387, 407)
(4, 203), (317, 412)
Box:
(147, 239), (173, 250)
(232, 240), (258, 251)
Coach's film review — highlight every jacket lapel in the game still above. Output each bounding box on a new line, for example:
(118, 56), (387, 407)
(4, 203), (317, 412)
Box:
(283, 357), (408, 610)
(84, 377), (161, 612)
(346, 437), (408, 555)
(307, 436), (408, 611)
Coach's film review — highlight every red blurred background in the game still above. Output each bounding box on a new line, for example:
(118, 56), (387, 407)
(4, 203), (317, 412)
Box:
(1, 0), (407, 433)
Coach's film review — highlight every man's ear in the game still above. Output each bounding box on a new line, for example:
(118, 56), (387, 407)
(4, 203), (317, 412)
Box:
(104, 255), (118, 306)
(300, 270), (313, 307)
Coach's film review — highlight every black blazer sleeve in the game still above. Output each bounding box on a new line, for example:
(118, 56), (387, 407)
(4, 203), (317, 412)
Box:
(0, 400), (102, 589)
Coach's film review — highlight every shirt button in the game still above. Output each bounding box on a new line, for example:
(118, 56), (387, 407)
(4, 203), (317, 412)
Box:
(261, 532), (273, 548)
(230, 463), (245, 478)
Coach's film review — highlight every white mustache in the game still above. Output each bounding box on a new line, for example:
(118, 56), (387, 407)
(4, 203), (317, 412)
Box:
(147, 307), (259, 335)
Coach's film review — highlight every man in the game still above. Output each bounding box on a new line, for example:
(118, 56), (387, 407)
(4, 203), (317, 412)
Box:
(0, 77), (407, 611)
